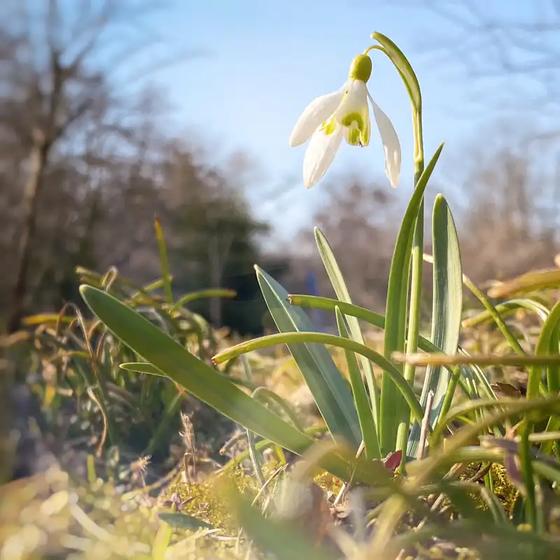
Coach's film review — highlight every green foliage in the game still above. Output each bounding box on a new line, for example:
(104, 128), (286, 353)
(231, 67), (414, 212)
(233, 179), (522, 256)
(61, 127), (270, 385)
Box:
(420, 195), (463, 428)
(380, 143), (444, 453)
(255, 266), (361, 447)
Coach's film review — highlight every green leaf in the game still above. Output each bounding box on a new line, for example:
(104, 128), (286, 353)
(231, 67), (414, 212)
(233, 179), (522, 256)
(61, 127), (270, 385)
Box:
(255, 266), (361, 447)
(315, 227), (380, 457)
(457, 268), (526, 356)
(530, 300), (560, 398)
(462, 298), (549, 328)
(80, 285), (313, 456)
(533, 301), (560, 453)
(422, 195), (463, 426)
(335, 307), (379, 459)
(83, 285), (377, 483)
(152, 522), (172, 560)
(380, 144), (444, 452)
(154, 218), (173, 304)
(120, 362), (166, 377)
(289, 294), (439, 354)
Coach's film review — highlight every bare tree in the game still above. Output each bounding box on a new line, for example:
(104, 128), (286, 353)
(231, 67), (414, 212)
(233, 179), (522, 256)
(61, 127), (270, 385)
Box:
(457, 144), (557, 282)
(408, 0), (560, 113)
(0, 0), (172, 331)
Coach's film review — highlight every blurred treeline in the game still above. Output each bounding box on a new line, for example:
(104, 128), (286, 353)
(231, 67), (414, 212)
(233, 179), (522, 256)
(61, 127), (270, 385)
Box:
(2, 1), (559, 335)
(0, 0), (282, 334)
(301, 140), (560, 313)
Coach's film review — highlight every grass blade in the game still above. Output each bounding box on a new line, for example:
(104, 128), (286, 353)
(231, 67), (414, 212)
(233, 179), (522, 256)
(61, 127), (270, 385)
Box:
(289, 294), (444, 356)
(488, 268), (560, 298)
(530, 300), (560, 398)
(462, 298), (549, 328)
(533, 301), (560, 453)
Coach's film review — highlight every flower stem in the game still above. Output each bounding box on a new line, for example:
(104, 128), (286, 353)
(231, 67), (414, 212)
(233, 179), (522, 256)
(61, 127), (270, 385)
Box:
(395, 107), (425, 469)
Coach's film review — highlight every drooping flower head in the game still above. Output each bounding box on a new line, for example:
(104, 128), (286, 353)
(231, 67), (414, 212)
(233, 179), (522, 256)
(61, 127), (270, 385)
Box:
(289, 53), (401, 189)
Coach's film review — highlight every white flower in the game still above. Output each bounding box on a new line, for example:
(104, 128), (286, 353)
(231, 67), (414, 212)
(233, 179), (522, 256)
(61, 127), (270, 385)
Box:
(289, 54), (401, 189)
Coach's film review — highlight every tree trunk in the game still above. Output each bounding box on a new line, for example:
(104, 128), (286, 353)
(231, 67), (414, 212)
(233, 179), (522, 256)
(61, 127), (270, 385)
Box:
(7, 141), (50, 332)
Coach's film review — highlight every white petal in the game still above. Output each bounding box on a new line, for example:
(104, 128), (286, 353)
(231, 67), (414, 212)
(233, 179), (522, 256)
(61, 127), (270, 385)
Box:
(370, 95), (401, 188)
(335, 80), (368, 121)
(303, 126), (343, 188)
(289, 87), (344, 147)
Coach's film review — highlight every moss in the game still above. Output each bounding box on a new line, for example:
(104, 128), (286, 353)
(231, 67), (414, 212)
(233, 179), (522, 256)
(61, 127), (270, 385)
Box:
(162, 466), (260, 532)
(489, 463), (518, 517)
(314, 470), (344, 496)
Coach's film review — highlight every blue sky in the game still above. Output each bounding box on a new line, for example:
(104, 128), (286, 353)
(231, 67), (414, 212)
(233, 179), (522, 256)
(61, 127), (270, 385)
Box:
(141, 0), (557, 243)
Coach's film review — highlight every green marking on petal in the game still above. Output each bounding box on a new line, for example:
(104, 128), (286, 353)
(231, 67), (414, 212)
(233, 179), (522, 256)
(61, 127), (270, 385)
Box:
(348, 54), (372, 82)
(321, 118), (338, 136)
(347, 126), (361, 146)
(361, 121), (371, 146)
(340, 112), (364, 129)
(361, 121), (370, 146)
(342, 112), (370, 146)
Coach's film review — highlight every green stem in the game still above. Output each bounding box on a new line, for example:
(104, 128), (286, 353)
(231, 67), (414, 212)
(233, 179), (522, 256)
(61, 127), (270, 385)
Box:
(370, 33), (425, 456)
(154, 218), (173, 304)
(395, 108), (425, 466)
(171, 288), (236, 311)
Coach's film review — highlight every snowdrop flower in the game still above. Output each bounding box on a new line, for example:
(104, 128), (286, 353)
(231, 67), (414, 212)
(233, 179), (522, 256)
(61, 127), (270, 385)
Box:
(289, 54), (401, 188)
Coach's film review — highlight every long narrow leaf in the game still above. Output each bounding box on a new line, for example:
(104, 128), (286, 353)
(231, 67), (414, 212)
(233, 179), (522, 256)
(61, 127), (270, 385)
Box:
(315, 227), (380, 455)
(380, 143), (444, 452)
(81, 285), (379, 483)
(462, 298), (549, 328)
(422, 195), (463, 425)
(336, 307), (379, 459)
(530, 300), (560, 398)
(80, 285), (312, 454)
(256, 266), (361, 447)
